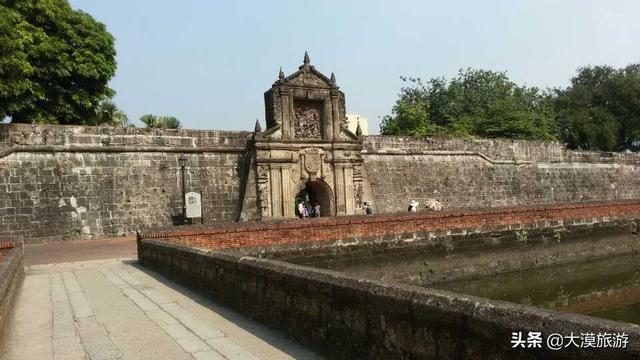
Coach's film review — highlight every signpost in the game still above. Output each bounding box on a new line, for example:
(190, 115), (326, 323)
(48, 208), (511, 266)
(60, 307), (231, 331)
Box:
(185, 192), (202, 222)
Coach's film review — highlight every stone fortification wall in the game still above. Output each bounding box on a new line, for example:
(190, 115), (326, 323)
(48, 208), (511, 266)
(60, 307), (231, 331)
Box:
(2, 123), (640, 243)
(0, 124), (258, 242)
(362, 136), (640, 213)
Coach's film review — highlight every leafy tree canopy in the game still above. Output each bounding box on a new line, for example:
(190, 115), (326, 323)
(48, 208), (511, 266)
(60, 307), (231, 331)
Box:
(0, 0), (116, 124)
(380, 69), (556, 141)
(555, 64), (640, 151)
(140, 114), (182, 129)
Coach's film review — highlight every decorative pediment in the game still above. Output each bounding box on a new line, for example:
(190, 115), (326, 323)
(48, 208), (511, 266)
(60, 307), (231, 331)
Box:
(262, 52), (356, 141)
(285, 70), (331, 88)
(272, 52), (337, 89)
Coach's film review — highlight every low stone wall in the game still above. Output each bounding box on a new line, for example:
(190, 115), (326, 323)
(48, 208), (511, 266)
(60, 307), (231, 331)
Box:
(259, 220), (640, 285)
(139, 239), (640, 359)
(0, 242), (24, 341)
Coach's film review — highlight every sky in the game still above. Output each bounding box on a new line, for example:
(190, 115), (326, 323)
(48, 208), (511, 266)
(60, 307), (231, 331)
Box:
(68, 0), (640, 134)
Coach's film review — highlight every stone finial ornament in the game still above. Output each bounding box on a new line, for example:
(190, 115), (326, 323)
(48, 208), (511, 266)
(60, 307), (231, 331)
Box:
(303, 51), (310, 65)
(254, 119), (262, 133)
(330, 72), (336, 84)
(355, 122), (363, 137)
(279, 66), (285, 80)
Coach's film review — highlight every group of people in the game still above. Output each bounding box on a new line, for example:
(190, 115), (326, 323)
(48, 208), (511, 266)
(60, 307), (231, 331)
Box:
(297, 199), (431, 217)
(297, 200), (375, 218)
(298, 202), (321, 218)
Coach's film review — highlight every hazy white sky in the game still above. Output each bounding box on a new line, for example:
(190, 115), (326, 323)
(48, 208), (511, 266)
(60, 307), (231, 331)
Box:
(69, 0), (640, 133)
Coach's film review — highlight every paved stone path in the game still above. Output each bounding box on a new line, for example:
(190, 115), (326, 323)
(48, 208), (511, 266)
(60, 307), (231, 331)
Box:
(24, 237), (137, 266)
(2, 258), (321, 360)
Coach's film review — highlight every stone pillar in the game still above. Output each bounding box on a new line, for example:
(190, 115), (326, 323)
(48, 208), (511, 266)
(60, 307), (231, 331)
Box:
(331, 93), (341, 140)
(270, 166), (283, 218)
(288, 93), (295, 139)
(344, 166), (354, 214)
(281, 166), (294, 218)
(281, 89), (291, 139)
(334, 165), (346, 215)
(323, 99), (333, 140)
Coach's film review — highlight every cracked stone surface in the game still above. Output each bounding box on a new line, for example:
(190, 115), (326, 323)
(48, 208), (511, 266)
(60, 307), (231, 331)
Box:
(1, 258), (322, 360)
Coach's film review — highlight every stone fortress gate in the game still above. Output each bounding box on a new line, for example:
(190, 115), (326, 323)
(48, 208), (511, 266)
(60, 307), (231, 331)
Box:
(255, 52), (365, 219)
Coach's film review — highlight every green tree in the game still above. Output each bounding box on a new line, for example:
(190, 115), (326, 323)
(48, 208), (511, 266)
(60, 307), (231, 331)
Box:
(380, 69), (556, 141)
(555, 64), (640, 151)
(92, 99), (129, 127)
(380, 77), (432, 136)
(139, 114), (182, 129)
(0, 0), (116, 124)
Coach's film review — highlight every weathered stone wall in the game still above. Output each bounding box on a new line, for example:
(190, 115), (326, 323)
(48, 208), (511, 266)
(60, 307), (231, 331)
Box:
(362, 136), (640, 212)
(0, 243), (24, 342)
(139, 238), (640, 360)
(0, 124), (258, 242)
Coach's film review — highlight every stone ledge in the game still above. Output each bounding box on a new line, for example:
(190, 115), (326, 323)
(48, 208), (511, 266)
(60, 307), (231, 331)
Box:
(0, 144), (248, 160)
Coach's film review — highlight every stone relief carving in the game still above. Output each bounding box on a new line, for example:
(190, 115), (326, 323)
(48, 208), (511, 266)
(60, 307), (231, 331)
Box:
(294, 101), (322, 139)
(256, 165), (270, 216)
(257, 164), (269, 179)
(299, 148), (323, 182)
(353, 164), (362, 179)
(272, 93), (281, 125)
(354, 182), (363, 207)
(288, 72), (328, 88)
(304, 148), (321, 174)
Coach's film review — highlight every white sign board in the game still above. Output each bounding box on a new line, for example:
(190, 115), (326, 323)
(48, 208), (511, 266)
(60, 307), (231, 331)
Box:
(185, 192), (202, 218)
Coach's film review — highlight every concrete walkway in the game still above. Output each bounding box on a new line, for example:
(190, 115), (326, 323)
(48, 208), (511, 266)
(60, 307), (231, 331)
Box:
(1, 258), (322, 360)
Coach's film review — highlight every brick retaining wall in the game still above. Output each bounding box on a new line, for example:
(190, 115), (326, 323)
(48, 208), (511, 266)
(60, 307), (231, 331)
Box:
(142, 200), (640, 250)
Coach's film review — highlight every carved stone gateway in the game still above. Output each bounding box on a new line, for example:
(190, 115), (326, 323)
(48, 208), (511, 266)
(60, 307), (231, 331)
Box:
(254, 52), (364, 219)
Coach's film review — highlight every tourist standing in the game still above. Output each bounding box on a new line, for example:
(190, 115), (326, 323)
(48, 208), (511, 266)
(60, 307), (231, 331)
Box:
(314, 203), (321, 217)
(306, 203), (313, 218)
(363, 201), (372, 215)
(298, 202), (305, 218)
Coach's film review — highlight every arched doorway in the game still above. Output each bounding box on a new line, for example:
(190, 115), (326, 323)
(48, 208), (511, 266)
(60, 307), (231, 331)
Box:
(294, 180), (334, 217)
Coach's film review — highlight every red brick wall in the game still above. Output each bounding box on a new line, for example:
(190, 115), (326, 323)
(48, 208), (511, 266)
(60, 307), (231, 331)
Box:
(141, 201), (640, 250)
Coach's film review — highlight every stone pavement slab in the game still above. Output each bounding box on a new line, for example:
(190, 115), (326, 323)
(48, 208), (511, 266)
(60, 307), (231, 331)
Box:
(1, 258), (322, 360)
